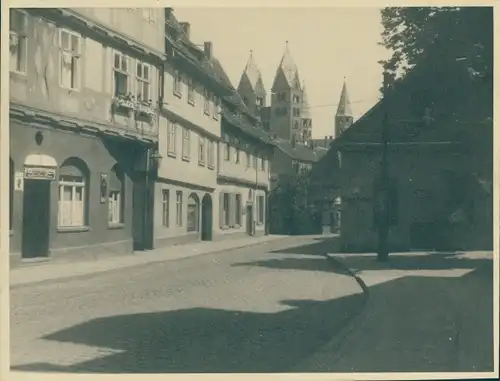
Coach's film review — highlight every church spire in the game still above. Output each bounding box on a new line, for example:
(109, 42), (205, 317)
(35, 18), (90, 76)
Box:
(272, 41), (301, 91)
(239, 49), (265, 93)
(336, 78), (353, 117)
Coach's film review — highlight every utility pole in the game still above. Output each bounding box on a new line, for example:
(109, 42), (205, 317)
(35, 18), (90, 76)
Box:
(377, 71), (391, 262)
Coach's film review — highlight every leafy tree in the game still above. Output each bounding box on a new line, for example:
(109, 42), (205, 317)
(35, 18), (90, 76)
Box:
(379, 7), (493, 86)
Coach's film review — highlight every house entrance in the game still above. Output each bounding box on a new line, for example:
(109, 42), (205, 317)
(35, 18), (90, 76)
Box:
(201, 194), (213, 241)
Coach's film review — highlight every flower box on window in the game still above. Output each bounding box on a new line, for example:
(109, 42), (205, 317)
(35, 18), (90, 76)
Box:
(135, 100), (156, 117)
(113, 93), (135, 110)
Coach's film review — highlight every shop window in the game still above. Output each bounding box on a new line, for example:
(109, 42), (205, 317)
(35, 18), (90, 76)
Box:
(187, 193), (200, 232)
(9, 9), (28, 74)
(58, 158), (89, 228)
(108, 164), (125, 225)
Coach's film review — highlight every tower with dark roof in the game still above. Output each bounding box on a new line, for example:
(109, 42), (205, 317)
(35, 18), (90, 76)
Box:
(237, 50), (267, 117)
(335, 79), (353, 138)
(269, 42), (310, 143)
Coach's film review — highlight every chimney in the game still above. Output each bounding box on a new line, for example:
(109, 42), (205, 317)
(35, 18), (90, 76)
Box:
(204, 41), (213, 60)
(324, 136), (327, 146)
(329, 135), (333, 140)
(180, 22), (191, 39)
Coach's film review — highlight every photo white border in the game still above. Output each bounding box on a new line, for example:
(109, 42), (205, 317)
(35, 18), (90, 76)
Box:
(1, 1), (498, 380)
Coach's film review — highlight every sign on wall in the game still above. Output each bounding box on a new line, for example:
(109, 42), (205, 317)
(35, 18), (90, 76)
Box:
(14, 172), (24, 191)
(24, 167), (56, 180)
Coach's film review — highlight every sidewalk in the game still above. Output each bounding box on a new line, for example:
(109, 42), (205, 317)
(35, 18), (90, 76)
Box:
(10, 235), (288, 288)
(295, 250), (495, 374)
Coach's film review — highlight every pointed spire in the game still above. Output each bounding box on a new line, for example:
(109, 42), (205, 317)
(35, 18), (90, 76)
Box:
(272, 41), (301, 90)
(336, 78), (353, 117)
(239, 49), (265, 93)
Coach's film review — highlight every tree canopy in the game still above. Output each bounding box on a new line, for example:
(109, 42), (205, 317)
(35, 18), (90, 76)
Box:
(379, 7), (493, 85)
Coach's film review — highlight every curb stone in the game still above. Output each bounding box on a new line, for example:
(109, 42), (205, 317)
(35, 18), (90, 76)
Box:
(10, 236), (289, 289)
(292, 253), (370, 372)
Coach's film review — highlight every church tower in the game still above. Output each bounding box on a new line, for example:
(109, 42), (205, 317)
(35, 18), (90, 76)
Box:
(270, 42), (305, 143)
(335, 79), (353, 138)
(237, 50), (267, 117)
(301, 83), (313, 142)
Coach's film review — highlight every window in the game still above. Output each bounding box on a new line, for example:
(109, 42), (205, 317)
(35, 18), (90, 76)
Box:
(246, 152), (251, 167)
(293, 95), (300, 103)
(235, 193), (242, 226)
(261, 156), (266, 171)
(176, 191), (183, 226)
(187, 78), (195, 104)
(292, 160), (300, 173)
(113, 51), (129, 97)
(277, 93), (286, 102)
(224, 143), (230, 161)
(182, 127), (190, 159)
(256, 97), (264, 107)
(58, 159), (88, 228)
(187, 194), (199, 232)
(257, 195), (265, 224)
(136, 61), (150, 102)
(162, 189), (169, 227)
(293, 108), (300, 117)
(60, 29), (81, 90)
(234, 148), (240, 164)
(167, 121), (177, 155)
(294, 121), (299, 129)
(223, 193), (230, 226)
(108, 165), (125, 224)
(212, 96), (219, 119)
(203, 88), (210, 115)
(9, 10), (27, 74)
(174, 70), (182, 96)
(207, 140), (215, 168)
(252, 154), (257, 169)
(198, 136), (206, 165)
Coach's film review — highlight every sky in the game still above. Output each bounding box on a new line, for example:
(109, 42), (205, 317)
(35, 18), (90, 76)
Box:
(174, 7), (391, 139)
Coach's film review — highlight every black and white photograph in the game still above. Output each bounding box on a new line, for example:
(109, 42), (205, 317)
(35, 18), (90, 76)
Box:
(1, 2), (497, 378)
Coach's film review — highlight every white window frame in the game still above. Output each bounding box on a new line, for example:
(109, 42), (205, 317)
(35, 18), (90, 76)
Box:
(58, 176), (86, 228)
(176, 191), (183, 227)
(207, 140), (215, 168)
(198, 136), (206, 165)
(162, 189), (169, 227)
(203, 88), (210, 115)
(136, 61), (151, 102)
(167, 121), (177, 155)
(173, 70), (182, 96)
(261, 156), (266, 171)
(212, 96), (219, 120)
(187, 77), (195, 105)
(182, 127), (190, 159)
(59, 28), (82, 91)
(9, 9), (28, 75)
(113, 50), (130, 97)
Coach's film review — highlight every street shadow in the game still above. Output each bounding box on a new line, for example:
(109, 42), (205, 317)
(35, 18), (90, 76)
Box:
(270, 236), (341, 256)
(11, 292), (366, 373)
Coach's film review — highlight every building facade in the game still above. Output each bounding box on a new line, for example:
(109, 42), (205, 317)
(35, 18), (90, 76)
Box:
(9, 8), (165, 264)
(218, 93), (274, 239)
(156, 9), (248, 247)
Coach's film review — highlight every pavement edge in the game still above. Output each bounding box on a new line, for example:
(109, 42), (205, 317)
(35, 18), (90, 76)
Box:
(292, 253), (370, 372)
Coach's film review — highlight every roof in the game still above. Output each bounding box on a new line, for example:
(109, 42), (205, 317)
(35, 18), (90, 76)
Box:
(336, 80), (353, 117)
(239, 52), (266, 94)
(274, 138), (328, 163)
(221, 103), (274, 146)
(272, 42), (301, 91)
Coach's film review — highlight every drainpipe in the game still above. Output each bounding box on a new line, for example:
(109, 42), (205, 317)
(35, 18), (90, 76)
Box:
(254, 147), (258, 236)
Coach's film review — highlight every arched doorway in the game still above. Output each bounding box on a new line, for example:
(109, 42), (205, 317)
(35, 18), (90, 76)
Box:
(201, 193), (213, 241)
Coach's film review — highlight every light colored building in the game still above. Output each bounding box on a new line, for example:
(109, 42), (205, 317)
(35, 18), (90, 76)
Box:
(155, 9), (233, 246)
(9, 8), (165, 264)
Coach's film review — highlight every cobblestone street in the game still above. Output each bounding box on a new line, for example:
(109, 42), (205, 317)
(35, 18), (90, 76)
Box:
(10, 236), (364, 373)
